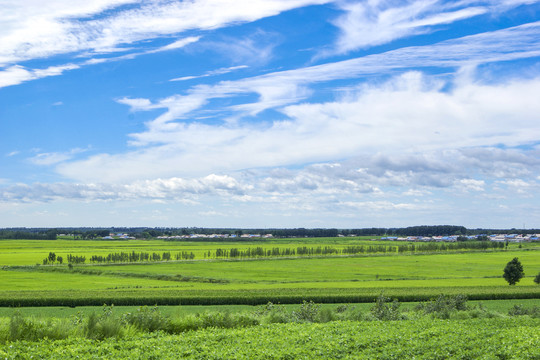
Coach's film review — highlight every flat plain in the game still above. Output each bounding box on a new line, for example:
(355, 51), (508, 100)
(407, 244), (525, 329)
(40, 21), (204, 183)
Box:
(1, 238), (539, 305)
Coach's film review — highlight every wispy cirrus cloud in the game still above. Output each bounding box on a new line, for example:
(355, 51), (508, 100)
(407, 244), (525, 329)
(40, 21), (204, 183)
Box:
(170, 65), (249, 82)
(329, 0), (487, 55)
(0, 0), (331, 88)
(0, 64), (80, 88)
(0, 0), (332, 66)
(327, 0), (540, 56)
(112, 21), (540, 151)
(28, 148), (90, 166)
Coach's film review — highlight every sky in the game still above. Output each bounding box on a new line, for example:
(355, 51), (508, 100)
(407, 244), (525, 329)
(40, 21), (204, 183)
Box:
(1, 0), (540, 229)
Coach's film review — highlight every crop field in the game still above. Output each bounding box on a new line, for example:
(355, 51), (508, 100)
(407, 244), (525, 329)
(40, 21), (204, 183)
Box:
(0, 238), (539, 359)
(0, 238), (539, 306)
(0, 300), (539, 359)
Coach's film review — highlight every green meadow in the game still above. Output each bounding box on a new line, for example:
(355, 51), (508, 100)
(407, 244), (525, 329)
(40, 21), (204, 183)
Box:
(0, 238), (539, 359)
(0, 238), (539, 306)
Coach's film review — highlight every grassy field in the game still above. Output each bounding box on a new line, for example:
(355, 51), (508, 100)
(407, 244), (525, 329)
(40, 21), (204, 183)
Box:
(0, 239), (539, 305)
(0, 238), (538, 359)
(1, 298), (538, 319)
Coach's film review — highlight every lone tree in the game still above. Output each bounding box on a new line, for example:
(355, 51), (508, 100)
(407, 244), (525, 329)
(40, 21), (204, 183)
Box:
(534, 272), (540, 285)
(503, 257), (524, 285)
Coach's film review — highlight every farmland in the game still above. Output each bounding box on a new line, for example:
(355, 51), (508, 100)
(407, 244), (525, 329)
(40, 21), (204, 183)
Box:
(0, 298), (539, 359)
(0, 237), (539, 358)
(1, 238), (539, 305)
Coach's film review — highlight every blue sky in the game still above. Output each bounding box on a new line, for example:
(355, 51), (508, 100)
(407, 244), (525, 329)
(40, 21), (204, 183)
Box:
(1, 0), (540, 228)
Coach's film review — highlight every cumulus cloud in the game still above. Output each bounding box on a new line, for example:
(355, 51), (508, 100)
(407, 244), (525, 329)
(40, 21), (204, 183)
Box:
(0, 174), (247, 203)
(6, 144), (539, 205)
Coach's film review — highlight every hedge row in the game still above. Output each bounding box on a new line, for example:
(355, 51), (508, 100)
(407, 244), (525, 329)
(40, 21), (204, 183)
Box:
(1, 286), (538, 307)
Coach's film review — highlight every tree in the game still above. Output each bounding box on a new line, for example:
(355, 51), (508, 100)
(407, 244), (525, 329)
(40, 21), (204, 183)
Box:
(534, 272), (540, 285)
(503, 257), (524, 285)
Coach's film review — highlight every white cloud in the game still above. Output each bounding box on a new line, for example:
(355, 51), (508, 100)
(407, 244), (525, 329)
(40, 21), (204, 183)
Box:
(0, 174), (248, 203)
(56, 70), (540, 183)
(28, 148), (89, 166)
(0, 0), (332, 66)
(115, 20), (540, 140)
(0, 64), (80, 88)
(6, 151), (20, 157)
(330, 0), (487, 55)
(170, 65), (248, 82)
(456, 179), (486, 192)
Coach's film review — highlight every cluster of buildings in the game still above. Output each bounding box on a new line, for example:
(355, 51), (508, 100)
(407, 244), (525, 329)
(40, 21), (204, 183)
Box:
(156, 233), (274, 240)
(102, 233), (136, 240)
(380, 234), (540, 242)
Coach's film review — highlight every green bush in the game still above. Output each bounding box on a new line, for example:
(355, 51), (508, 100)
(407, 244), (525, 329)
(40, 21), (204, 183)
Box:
(415, 294), (468, 318)
(122, 305), (168, 332)
(292, 300), (321, 322)
(370, 294), (401, 321)
(85, 305), (124, 340)
(508, 304), (540, 318)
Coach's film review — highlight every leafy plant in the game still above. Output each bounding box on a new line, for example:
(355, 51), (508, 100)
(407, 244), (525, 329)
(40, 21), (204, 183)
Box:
(370, 293), (401, 321)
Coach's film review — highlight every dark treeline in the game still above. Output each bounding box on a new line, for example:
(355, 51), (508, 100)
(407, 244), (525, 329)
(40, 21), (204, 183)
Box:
(0, 230), (56, 240)
(3, 225), (540, 240)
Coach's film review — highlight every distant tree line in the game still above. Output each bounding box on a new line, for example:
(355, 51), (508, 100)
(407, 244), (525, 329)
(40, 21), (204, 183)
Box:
(0, 230), (56, 240)
(4, 225), (540, 241)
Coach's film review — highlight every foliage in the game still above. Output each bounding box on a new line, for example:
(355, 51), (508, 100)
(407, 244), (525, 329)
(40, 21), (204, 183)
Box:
(415, 294), (468, 319)
(122, 305), (168, 332)
(1, 317), (538, 359)
(534, 271), (540, 285)
(503, 257), (525, 285)
(84, 305), (123, 340)
(370, 293), (402, 320)
(508, 304), (540, 318)
(291, 300), (321, 322)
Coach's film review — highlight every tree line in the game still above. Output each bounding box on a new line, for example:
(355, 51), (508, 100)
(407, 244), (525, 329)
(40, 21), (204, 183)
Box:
(211, 241), (505, 259)
(0, 230), (56, 240)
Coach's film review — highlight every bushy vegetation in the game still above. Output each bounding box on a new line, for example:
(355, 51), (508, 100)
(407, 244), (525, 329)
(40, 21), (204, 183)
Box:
(2, 295), (539, 343)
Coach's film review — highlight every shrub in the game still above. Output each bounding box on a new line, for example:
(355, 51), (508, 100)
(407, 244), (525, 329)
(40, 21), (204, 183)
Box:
(292, 300), (321, 323)
(85, 305), (124, 340)
(123, 305), (168, 332)
(370, 294), (401, 321)
(508, 305), (540, 318)
(415, 294), (468, 317)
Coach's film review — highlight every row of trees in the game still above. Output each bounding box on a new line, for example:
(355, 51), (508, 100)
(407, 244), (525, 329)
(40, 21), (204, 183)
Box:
(42, 251), (198, 265)
(211, 242), (505, 259)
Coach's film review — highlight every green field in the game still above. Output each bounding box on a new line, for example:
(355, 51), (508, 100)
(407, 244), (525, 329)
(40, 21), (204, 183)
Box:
(1, 239), (539, 305)
(0, 238), (539, 359)
(1, 314), (539, 359)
